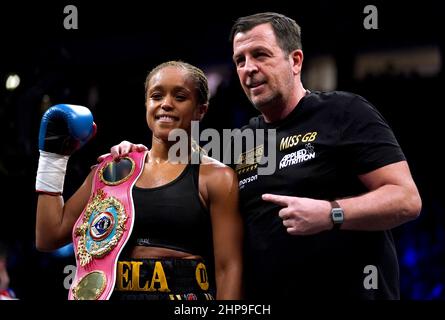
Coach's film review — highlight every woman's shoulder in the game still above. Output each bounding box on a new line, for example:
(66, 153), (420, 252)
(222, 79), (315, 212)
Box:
(200, 155), (225, 166)
(199, 156), (238, 199)
(199, 155), (237, 182)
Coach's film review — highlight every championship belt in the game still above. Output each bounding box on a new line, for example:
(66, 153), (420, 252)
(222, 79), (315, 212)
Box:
(69, 151), (147, 300)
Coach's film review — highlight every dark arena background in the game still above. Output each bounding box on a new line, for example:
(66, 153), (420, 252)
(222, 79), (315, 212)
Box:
(0, 0), (443, 303)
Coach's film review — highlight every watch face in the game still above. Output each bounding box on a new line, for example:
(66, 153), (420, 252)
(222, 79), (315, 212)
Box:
(332, 208), (344, 223)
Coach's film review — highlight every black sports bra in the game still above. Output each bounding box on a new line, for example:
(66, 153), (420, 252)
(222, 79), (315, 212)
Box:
(128, 164), (213, 258)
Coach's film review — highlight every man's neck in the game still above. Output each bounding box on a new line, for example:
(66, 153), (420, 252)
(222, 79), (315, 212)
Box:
(262, 84), (307, 123)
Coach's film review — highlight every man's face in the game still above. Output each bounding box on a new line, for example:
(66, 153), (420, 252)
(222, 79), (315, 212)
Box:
(232, 23), (296, 111)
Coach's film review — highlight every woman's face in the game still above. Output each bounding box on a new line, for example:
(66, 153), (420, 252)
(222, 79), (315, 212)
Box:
(145, 66), (206, 141)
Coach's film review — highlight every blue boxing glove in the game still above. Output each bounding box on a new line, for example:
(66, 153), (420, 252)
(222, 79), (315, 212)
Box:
(36, 104), (96, 195)
(38, 104), (96, 155)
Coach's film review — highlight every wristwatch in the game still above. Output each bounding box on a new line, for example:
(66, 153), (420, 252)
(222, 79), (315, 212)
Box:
(330, 200), (344, 230)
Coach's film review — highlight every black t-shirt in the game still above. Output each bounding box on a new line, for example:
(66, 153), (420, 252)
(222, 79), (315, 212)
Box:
(234, 91), (405, 299)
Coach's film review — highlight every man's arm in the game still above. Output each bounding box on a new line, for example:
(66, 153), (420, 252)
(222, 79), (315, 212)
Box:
(339, 160), (421, 230)
(262, 161), (421, 235)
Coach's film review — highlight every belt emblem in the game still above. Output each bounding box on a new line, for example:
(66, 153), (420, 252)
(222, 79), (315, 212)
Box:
(75, 189), (127, 266)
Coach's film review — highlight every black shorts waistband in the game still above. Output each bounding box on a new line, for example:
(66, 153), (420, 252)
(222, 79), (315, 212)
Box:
(112, 258), (214, 300)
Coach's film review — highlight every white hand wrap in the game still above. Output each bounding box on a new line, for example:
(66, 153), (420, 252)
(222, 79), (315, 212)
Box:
(35, 151), (70, 194)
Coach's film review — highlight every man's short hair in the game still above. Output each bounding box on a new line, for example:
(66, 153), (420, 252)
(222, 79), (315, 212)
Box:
(230, 12), (302, 54)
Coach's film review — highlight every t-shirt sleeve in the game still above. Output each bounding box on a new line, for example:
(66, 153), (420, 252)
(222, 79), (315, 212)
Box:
(338, 95), (406, 175)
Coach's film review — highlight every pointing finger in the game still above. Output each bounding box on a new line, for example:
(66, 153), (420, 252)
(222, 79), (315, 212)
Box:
(262, 194), (291, 207)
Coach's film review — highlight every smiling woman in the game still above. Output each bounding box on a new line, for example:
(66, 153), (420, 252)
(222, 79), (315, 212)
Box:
(111, 61), (243, 300)
(35, 61), (243, 300)
(144, 62), (209, 143)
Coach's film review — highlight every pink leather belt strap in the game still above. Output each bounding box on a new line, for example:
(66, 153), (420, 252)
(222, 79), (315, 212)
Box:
(69, 151), (147, 300)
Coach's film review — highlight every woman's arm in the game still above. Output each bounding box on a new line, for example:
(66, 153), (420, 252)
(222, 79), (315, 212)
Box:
(36, 170), (94, 251)
(204, 161), (243, 300)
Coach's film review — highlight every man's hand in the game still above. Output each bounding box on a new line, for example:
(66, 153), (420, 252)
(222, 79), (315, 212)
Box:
(262, 194), (333, 235)
(97, 140), (148, 162)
